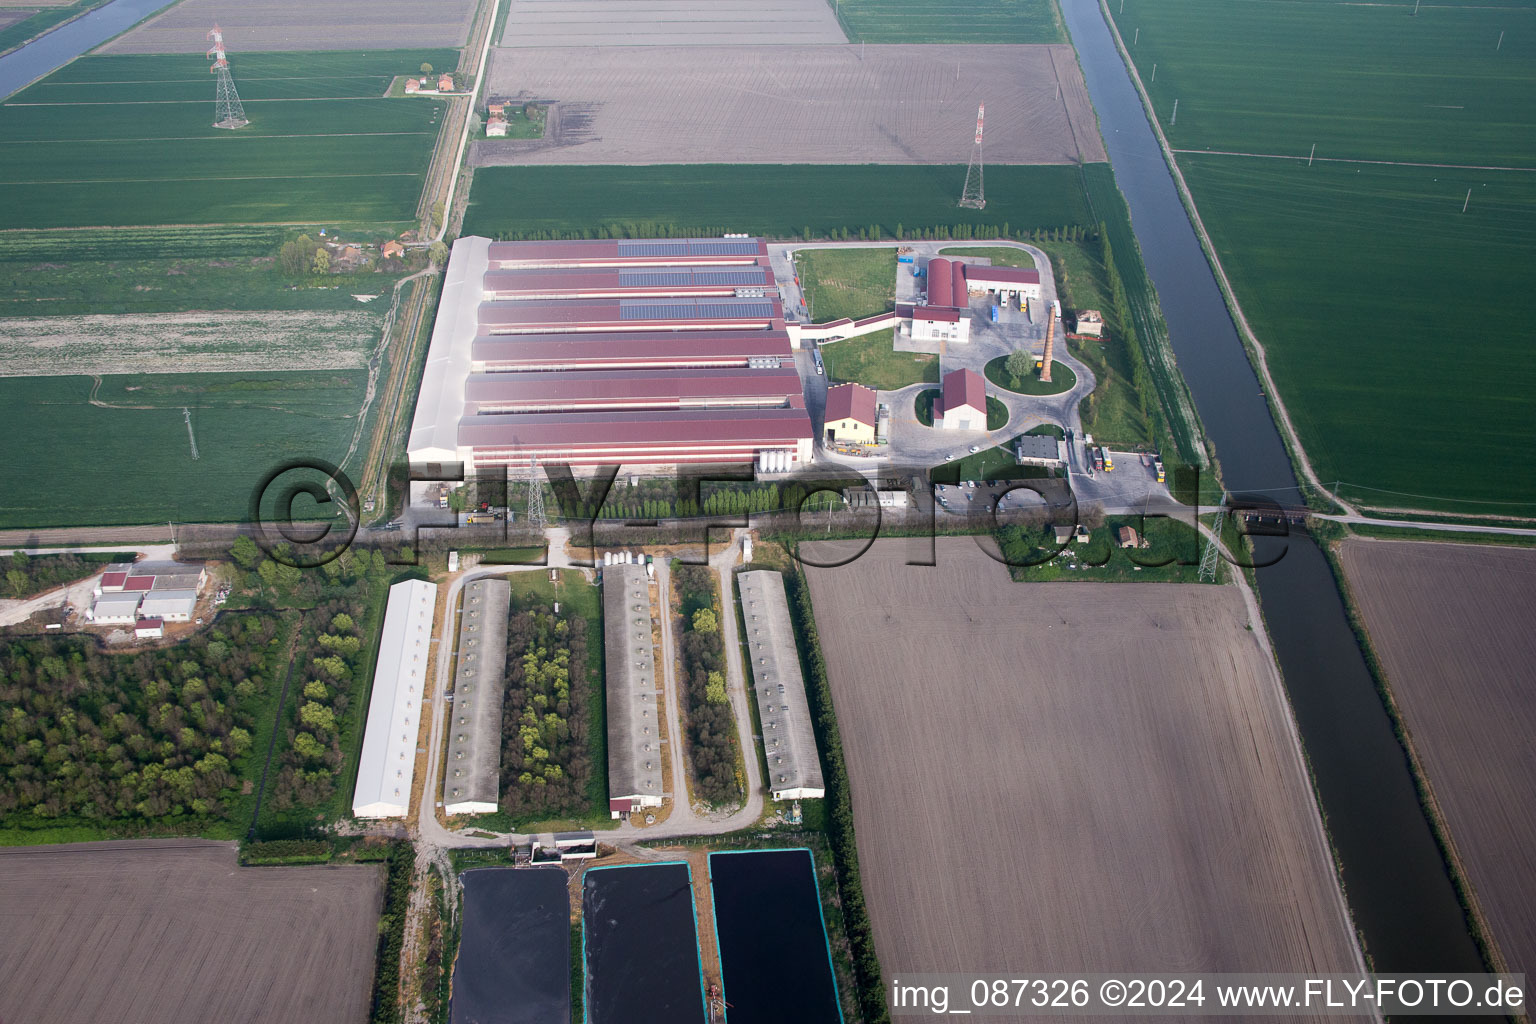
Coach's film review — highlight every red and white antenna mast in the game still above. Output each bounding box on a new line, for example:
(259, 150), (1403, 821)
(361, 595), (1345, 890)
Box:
(959, 103), (986, 209)
(206, 25), (249, 129)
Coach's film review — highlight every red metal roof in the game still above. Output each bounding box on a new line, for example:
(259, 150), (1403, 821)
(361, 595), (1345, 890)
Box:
(459, 406), (812, 448)
(952, 260), (968, 307)
(913, 306), (960, 323)
(136, 617), (164, 630)
(124, 576), (154, 592)
(464, 367), (802, 410)
(824, 383), (877, 426)
(964, 265), (1040, 285)
(942, 367), (987, 415)
(483, 265), (771, 297)
(472, 329), (792, 368)
(99, 571), (128, 588)
(927, 258), (952, 308)
(478, 296), (782, 331)
(487, 238), (768, 266)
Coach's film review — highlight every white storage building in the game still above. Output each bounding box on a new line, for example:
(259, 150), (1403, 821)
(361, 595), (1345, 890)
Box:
(352, 578), (439, 819)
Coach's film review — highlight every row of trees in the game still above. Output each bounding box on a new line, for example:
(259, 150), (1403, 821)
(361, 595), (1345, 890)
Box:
(0, 614), (278, 826)
(673, 566), (740, 806)
(499, 607), (595, 818)
(266, 602), (366, 814)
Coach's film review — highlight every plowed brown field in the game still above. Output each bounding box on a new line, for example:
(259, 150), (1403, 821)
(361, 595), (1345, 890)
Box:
(803, 538), (1364, 1016)
(0, 839), (383, 1024)
(1338, 538), (1536, 976)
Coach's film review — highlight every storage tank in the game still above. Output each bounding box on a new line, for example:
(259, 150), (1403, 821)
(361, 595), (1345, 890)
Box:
(603, 551), (613, 566)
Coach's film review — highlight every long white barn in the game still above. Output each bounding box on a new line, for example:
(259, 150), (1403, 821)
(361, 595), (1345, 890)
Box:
(352, 579), (438, 819)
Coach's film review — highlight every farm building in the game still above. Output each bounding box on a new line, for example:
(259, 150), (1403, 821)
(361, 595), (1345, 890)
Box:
(823, 383), (877, 444)
(1015, 434), (1064, 468)
(1075, 309), (1104, 336)
(138, 589), (197, 622)
(443, 578), (510, 816)
(738, 571), (824, 801)
(908, 305), (970, 344)
(405, 78), (421, 93)
(963, 264), (1042, 303)
(603, 563), (664, 817)
(485, 117), (508, 137)
(408, 236), (812, 476)
(133, 617), (164, 639)
(352, 579), (438, 819)
(1117, 526), (1145, 549)
(939, 368), (988, 431)
(89, 592), (142, 624)
(437, 74), (455, 92)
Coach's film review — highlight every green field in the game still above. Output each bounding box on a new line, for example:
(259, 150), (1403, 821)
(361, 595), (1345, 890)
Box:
(1118, 0), (1536, 166)
(1110, 0), (1536, 512)
(822, 329), (938, 391)
(0, 51), (453, 228)
(985, 356), (1075, 395)
(830, 0), (1064, 43)
(462, 164), (1096, 240)
(0, 371), (371, 528)
(795, 247), (895, 321)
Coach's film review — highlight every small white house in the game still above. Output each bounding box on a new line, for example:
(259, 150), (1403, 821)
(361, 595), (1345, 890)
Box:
(939, 368), (988, 431)
(910, 305), (970, 344)
(135, 617), (165, 639)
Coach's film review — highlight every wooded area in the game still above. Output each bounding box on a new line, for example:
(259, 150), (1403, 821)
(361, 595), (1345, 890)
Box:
(673, 565), (741, 807)
(499, 607), (595, 819)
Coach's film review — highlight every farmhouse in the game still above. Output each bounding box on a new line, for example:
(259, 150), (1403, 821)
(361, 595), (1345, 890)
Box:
(352, 579), (437, 819)
(823, 383), (877, 444)
(408, 236), (813, 476)
(405, 77), (421, 93)
(443, 578), (510, 816)
(381, 240), (405, 259)
(939, 367), (988, 431)
(603, 563), (664, 817)
(738, 571), (825, 801)
(91, 560), (206, 624)
(485, 117), (508, 137)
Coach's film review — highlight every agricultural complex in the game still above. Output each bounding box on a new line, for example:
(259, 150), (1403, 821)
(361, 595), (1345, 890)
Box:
(803, 539), (1364, 985)
(1, 0), (1528, 1021)
(1338, 539), (1536, 977)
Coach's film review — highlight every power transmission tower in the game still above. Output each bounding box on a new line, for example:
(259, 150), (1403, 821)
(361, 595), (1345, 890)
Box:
(182, 407), (199, 460)
(207, 25), (249, 129)
(525, 455), (548, 529)
(959, 103), (986, 209)
(1198, 493), (1227, 582)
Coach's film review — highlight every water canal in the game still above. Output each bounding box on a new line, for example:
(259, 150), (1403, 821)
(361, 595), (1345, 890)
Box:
(1058, 0), (1484, 975)
(0, 0), (176, 100)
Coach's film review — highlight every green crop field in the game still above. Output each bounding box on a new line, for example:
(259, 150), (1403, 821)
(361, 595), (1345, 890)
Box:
(1110, 0), (1536, 512)
(1117, 0), (1536, 166)
(462, 164), (1095, 240)
(830, 0), (1064, 44)
(0, 51), (453, 229)
(0, 371), (371, 528)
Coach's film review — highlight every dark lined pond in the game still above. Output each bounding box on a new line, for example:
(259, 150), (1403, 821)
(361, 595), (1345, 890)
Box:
(583, 862), (706, 1024)
(710, 849), (842, 1024)
(450, 867), (570, 1024)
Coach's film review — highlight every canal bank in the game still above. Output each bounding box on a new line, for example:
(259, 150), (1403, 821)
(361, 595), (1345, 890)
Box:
(1058, 0), (1487, 979)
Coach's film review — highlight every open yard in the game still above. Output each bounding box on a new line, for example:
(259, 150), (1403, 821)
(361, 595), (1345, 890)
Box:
(0, 51), (452, 228)
(795, 247), (894, 321)
(802, 538), (1364, 990)
(100, 0), (477, 52)
(1109, 0), (1536, 512)
(0, 370), (370, 527)
(0, 839), (383, 1024)
(475, 44), (1103, 165)
(463, 164), (1096, 240)
(1338, 538), (1536, 976)
(821, 329), (937, 391)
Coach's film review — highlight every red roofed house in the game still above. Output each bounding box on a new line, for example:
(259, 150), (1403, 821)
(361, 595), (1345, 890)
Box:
(823, 382), (877, 444)
(381, 240), (405, 259)
(404, 77), (421, 93)
(487, 100), (507, 117)
(486, 116), (509, 137)
(939, 367), (988, 431)
(438, 74), (455, 92)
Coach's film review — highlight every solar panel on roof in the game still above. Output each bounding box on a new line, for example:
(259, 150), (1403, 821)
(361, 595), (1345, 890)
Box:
(617, 241), (688, 257)
(619, 300), (774, 320)
(619, 271), (692, 287)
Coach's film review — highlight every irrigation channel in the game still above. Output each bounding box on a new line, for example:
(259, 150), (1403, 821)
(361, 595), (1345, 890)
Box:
(1059, 0), (1484, 976)
(0, 0), (177, 99)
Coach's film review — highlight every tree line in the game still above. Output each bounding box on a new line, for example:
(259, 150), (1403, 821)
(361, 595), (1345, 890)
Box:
(2, 551), (134, 602)
(673, 565), (741, 806)
(499, 607), (595, 819)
